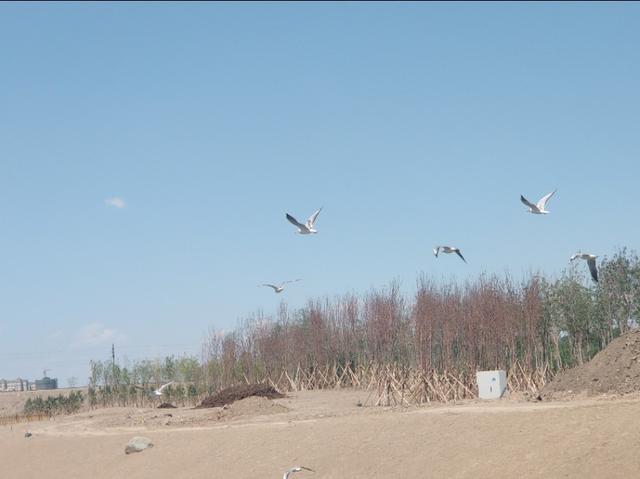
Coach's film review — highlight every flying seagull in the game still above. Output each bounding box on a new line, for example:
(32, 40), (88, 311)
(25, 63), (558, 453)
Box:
(433, 246), (467, 263)
(520, 189), (557, 214)
(283, 466), (314, 479)
(286, 207), (322, 234)
(154, 381), (173, 397)
(261, 279), (302, 294)
(570, 252), (599, 282)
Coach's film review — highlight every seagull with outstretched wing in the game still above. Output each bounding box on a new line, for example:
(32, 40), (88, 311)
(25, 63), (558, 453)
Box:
(283, 466), (314, 479)
(570, 252), (599, 282)
(433, 246), (467, 263)
(521, 189), (557, 214)
(154, 381), (173, 397)
(261, 279), (302, 294)
(286, 207), (322, 234)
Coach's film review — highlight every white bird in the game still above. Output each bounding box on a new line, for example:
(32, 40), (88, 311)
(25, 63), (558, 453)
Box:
(261, 279), (302, 294)
(154, 381), (173, 397)
(286, 208), (322, 234)
(520, 189), (556, 214)
(570, 252), (599, 282)
(283, 466), (314, 479)
(433, 246), (467, 263)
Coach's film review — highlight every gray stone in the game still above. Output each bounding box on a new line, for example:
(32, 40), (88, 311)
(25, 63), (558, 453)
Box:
(125, 436), (154, 454)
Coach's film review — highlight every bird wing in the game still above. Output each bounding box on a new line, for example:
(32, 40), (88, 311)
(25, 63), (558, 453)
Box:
(282, 279), (302, 285)
(286, 213), (306, 229)
(587, 257), (598, 282)
(536, 189), (556, 210)
(433, 247), (440, 257)
(520, 195), (537, 210)
(158, 381), (173, 392)
(262, 284), (279, 291)
(455, 250), (467, 263)
(284, 466), (314, 479)
(306, 207), (322, 227)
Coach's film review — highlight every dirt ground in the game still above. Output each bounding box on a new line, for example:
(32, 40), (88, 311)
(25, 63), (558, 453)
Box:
(2, 388), (640, 479)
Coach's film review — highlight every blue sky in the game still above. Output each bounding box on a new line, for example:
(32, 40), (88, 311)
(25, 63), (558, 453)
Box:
(1, 3), (639, 386)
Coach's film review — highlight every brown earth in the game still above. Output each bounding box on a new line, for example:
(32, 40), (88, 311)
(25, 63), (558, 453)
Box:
(7, 332), (640, 479)
(542, 329), (640, 399)
(197, 383), (286, 408)
(217, 396), (289, 420)
(2, 389), (640, 478)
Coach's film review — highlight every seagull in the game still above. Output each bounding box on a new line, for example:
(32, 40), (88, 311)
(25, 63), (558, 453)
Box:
(283, 466), (314, 479)
(261, 279), (302, 294)
(154, 381), (173, 397)
(286, 207), (322, 234)
(433, 246), (467, 263)
(520, 189), (556, 214)
(570, 252), (599, 282)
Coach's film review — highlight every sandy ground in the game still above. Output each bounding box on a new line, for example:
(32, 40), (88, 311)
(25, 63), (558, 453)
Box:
(2, 389), (640, 478)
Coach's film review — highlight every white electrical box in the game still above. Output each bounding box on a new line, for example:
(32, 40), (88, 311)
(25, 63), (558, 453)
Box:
(476, 370), (507, 400)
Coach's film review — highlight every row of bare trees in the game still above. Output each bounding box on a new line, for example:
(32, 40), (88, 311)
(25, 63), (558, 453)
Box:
(201, 248), (639, 387)
(87, 248), (639, 405)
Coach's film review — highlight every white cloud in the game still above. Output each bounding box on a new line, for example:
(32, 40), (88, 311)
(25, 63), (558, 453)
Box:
(71, 323), (126, 348)
(105, 197), (126, 209)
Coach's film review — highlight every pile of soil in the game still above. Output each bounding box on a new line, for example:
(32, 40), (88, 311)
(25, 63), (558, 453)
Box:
(216, 396), (289, 420)
(542, 330), (640, 399)
(157, 403), (177, 409)
(197, 384), (286, 408)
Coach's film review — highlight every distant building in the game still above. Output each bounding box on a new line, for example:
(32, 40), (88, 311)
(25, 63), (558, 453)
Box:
(34, 376), (58, 390)
(0, 378), (30, 392)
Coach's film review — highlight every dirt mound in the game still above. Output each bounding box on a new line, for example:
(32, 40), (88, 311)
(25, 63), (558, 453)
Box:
(157, 403), (177, 409)
(217, 396), (289, 420)
(197, 384), (286, 408)
(542, 330), (640, 399)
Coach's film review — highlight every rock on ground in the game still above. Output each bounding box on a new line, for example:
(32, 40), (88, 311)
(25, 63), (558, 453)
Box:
(125, 436), (154, 454)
